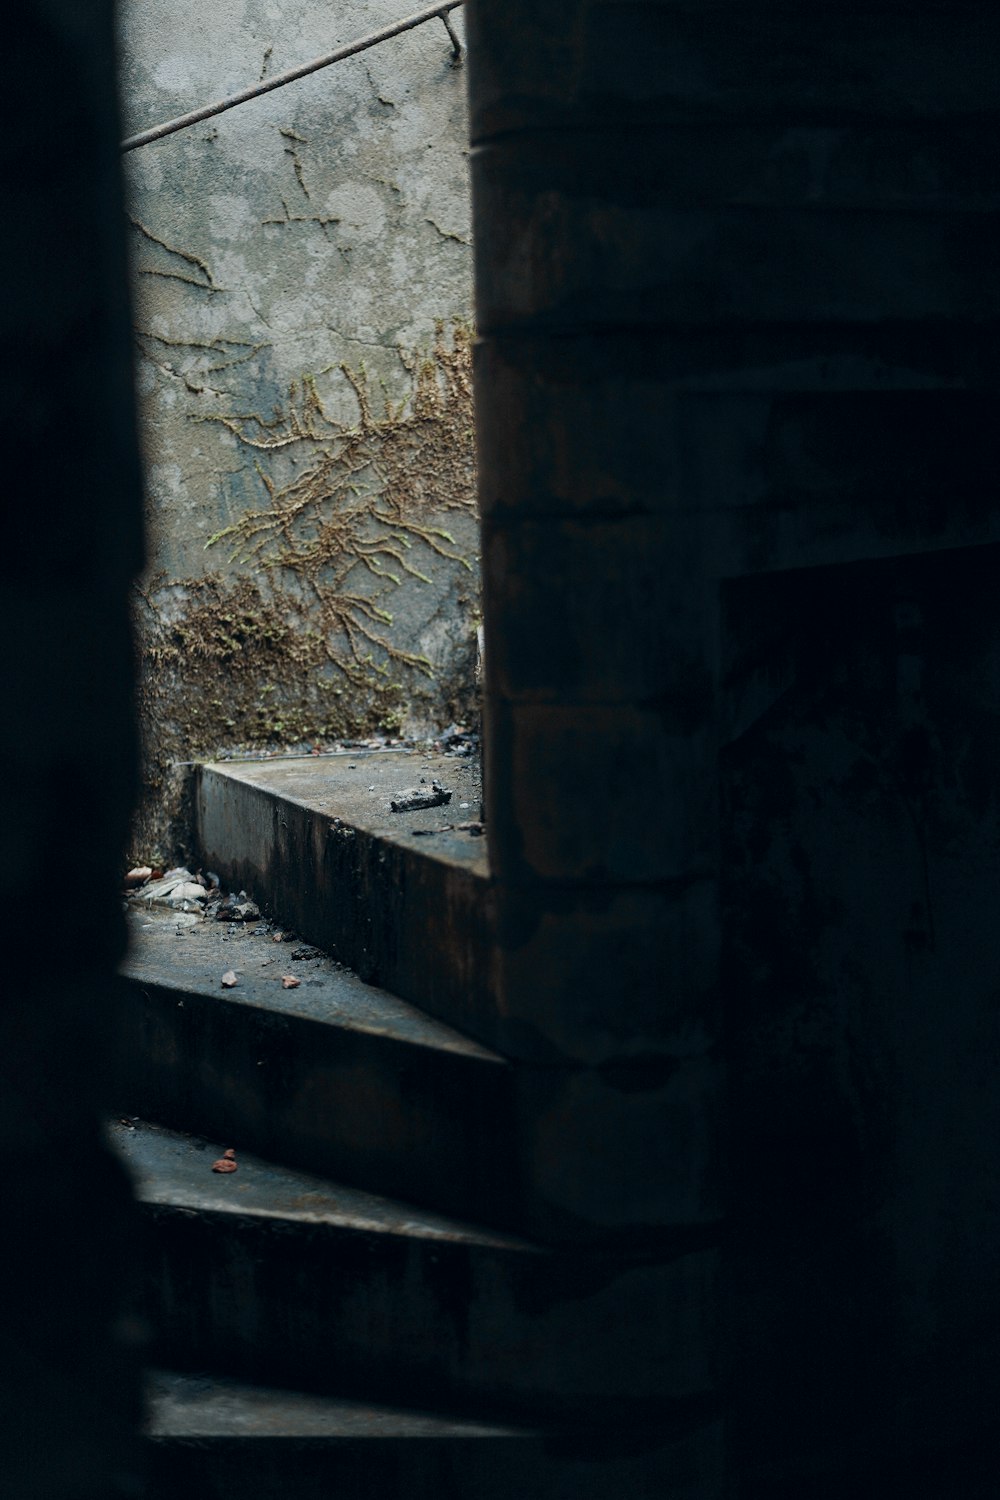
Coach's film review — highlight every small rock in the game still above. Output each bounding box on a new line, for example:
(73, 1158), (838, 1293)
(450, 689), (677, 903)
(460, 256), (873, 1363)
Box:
(171, 883), (210, 906)
(138, 869), (209, 910)
(221, 971), (238, 988)
(281, 975), (301, 989)
(124, 866), (152, 889)
(216, 897), (261, 923)
(390, 781), (453, 812)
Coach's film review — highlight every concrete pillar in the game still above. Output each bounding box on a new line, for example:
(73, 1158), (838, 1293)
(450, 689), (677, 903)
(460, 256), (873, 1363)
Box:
(466, 10), (726, 1486)
(467, 0), (724, 1238)
(468, 0), (999, 1487)
(0, 4), (144, 1495)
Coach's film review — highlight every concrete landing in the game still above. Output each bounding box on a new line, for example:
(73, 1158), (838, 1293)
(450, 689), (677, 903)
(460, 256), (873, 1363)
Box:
(202, 751), (487, 871)
(116, 906), (516, 1226)
(196, 752), (496, 1047)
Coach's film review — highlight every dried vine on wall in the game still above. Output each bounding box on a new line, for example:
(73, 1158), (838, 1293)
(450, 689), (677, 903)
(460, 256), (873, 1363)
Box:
(131, 324), (479, 863)
(200, 321), (476, 683)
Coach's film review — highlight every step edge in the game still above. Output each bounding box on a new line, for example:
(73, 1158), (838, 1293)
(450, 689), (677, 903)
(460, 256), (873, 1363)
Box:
(199, 761), (491, 881)
(117, 961), (508, 1066)
(114, 1123), (540, 1254)
(145, 1370), (534, 1442)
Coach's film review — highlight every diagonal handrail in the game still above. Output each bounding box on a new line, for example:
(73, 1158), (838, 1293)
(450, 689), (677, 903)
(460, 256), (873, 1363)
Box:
(121, 0), (464, 153)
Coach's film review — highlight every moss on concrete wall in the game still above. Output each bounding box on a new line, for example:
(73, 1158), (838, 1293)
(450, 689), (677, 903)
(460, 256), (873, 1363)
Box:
(119, 2), (477, 861)
(131, 327), (478, 863)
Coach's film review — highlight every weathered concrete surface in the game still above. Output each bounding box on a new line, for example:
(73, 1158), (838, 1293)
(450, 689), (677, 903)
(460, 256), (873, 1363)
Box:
(197, 752), (493, 1037)
(116, 906), (517, 1226)
(113, 1120), (720, 1427)
(144, 1371), (726, 1500)
(118, 0), (478, 861)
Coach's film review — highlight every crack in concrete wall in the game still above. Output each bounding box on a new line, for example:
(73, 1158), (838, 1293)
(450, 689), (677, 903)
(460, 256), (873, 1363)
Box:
(119, 0), (477, 861)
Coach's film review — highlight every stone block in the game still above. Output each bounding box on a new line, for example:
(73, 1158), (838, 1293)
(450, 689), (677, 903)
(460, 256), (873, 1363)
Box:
(482, 516), (717, 705)
(474, 120), (1000, 217)
(474, 334), (691, 521)
(473, 136), (998, 331)
(468, 2), (1000, 140)
(514, 1057), (726, 1239)
(485, 699), (718, 885)
(475, 346), (1000, 572)
(489, 880), (720, 1067)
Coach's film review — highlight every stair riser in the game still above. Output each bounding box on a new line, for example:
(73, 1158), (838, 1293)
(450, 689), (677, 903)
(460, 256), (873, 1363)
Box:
(197, 768), (494, 1045)
(113, 976), (519, 1229)
(137, 1203), (719, 1426)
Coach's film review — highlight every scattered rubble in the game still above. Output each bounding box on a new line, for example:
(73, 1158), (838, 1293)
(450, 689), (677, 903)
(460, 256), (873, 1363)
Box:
(135, 868), (209, 911)
(435, 723), (478, 757)
(215, 892), (261, 923)
(412, 819), (484, 838)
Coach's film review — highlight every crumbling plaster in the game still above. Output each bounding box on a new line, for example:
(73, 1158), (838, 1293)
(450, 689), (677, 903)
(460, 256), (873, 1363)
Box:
(118, 0), (477, 861)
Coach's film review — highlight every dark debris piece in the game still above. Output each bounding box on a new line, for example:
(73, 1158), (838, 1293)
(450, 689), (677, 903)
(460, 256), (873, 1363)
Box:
(390, 781), (453, 813)
(213, 893), (262, 923)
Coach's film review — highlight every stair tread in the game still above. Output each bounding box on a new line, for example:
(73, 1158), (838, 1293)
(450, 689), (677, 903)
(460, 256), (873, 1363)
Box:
(111, 1118), (536, 1251)
(206, 751), (488, 876)
(122, 907), (501, 1063)
(146, 1370), (529, 1440)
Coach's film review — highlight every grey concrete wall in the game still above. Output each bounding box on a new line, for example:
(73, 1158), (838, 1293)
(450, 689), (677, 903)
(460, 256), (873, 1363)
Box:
(118, 1), (477, 861)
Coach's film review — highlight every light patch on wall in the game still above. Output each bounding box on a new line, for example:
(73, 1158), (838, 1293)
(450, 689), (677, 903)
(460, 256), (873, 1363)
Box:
(152, 55), (196, 93)
(209, 194), (257, 240)
(321, 182), (388, 244)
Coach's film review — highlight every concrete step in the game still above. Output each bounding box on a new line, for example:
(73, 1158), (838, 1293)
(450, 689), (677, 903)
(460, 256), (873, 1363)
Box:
(111, 1120), (719, 1428)
(195, 751), (496, 1050)
(114, 907), (518, 1229)
(143, 1369), (725, 1500)
(194, 752), (727, 1247)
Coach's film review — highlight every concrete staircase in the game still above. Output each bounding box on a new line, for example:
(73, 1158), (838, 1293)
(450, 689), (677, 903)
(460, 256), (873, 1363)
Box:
(112, 751), (724, 1498)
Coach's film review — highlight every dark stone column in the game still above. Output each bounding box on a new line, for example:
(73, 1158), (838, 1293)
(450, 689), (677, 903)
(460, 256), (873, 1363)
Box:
(0, 4), (144, 1495)
(468, 0), (724, 1240)
(466, 1), (727, 1488)
(468, 0), (999, 1490)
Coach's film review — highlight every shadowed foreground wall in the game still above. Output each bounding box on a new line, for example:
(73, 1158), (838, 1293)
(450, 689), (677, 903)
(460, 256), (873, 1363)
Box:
(0, 3), (143, 1495)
